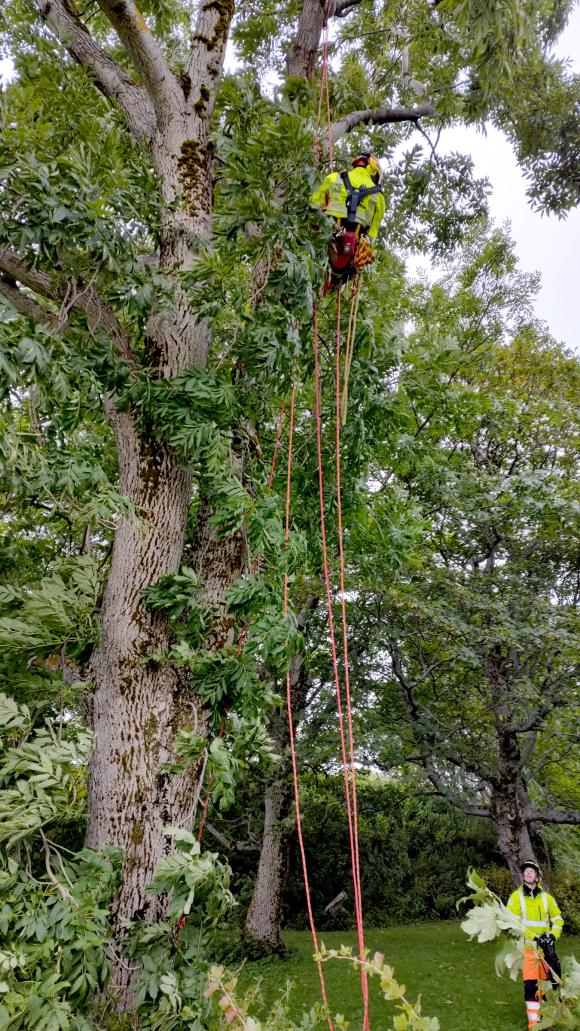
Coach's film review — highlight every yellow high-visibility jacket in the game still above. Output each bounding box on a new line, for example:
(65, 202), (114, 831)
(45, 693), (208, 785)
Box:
(310, 166), (386, 239)
(507, 884), (564, 943)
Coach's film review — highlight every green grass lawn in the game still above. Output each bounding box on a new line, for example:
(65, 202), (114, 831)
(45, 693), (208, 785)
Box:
(238, 922), (580, 1031)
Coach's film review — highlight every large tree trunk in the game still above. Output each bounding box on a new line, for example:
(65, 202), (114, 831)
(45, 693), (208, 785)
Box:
(75, 0), (236, 987)
(491, 787), (536, 881)
(286, 0), (327, 79)
(244, 767), (293, 953)
(86, 416), (200, 927)
(488, 651), (538, 880)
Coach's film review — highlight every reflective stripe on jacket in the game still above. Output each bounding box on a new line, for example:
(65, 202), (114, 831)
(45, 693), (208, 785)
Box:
(310, 166), (386, 239)
(507, 884), (564, 942)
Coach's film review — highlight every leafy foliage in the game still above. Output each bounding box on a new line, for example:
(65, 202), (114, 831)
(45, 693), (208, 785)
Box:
(1, 0), (579, 1028)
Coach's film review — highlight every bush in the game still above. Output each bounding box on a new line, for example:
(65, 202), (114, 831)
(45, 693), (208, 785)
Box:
(478, 864), (516, 900)
(549, 872), (580, 935)
(282, 775), (502, 930)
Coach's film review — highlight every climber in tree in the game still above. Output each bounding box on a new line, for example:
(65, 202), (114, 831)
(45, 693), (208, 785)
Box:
(311, 152), (385, 292)
(507, 860), (564, 1030)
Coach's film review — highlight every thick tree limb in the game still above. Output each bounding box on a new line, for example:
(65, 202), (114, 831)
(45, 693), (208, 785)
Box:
(0, 247), (134, 363)
(508, 703), (556, 735)
(527, 808), (580, 825)
(35, 0), (155, 141)
(424, 757), (490, 819)
(0, 276), (57, 326)
(287, 0), (327, 79)
(287, 0), (366, 78)
(333, 0), (364, 15)
(95, 0), (181, 123)
(331, 102), (436, 142)
(186, 0), (235, 83)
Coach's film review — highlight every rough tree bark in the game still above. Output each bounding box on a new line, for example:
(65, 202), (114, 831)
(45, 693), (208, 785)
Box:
(491, 788), (536, 880)
(485, 650), (538, 879)
(286, 0), (328, 80)
(244, 758), (294, 953)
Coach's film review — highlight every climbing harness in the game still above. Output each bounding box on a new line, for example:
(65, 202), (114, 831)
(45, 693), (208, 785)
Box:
(340, 170), (383, 225)
(322, 173), (381, 293)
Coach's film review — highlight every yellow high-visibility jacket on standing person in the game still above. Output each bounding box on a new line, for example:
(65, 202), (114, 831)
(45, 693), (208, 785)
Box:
(507, 883), (564, 943)
(310, 165), (385, 239)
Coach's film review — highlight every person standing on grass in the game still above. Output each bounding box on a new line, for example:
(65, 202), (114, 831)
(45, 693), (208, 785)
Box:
(507, 860), (564, 1029)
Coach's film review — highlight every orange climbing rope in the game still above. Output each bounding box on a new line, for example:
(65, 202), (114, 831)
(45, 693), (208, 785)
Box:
(268, 400), (286, 490)
(283, 386), (333, 1027)
(194, 23), (369, 1029)
(312, 12), (370, 1027)
(313, 303), (370, 1029)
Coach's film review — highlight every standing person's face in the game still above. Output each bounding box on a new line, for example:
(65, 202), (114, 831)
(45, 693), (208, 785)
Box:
(523, 865), (539, 887)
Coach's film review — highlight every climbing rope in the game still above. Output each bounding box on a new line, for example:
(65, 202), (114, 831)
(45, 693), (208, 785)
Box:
(193, 25), (369, 1029)
(312, 12), (370, 1026)
(283, 385), (333, 1027)
(315, 0), (363, 429)
(313, 303), (370, 1028)
(340, 275), (361, 426)
(333, 293), (369, 1027)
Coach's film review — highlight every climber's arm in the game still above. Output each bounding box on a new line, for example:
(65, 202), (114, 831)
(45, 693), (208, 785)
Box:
(310, 173), (335, 210)
(367, 192), (386, 239)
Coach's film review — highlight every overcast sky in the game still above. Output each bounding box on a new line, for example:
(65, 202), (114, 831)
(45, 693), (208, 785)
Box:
(430, 5), (580, 352)
(1, 8), (579, 348)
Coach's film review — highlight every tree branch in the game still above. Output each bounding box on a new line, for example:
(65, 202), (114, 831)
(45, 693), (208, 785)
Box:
(333, 0), (365, 16)
(527, 808), (580, 826)
(387, 639), (496, 784)
(508, 703), (556, 735)
(331, 102), (436, 143)
(95, 0), (181, 122)
(518, 730), (539, 771)
(0, 276), (57, 326)
(0, 247), (134, 363)
(424, 756), (490, 819)
(186, 0), (235, 84)
(35, 0), (155, 141)
(507, 670), (576, 734)
(39, 828), (73, 902)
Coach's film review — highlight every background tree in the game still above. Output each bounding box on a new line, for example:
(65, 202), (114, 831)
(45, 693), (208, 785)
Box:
(342, 228), (580, 876)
